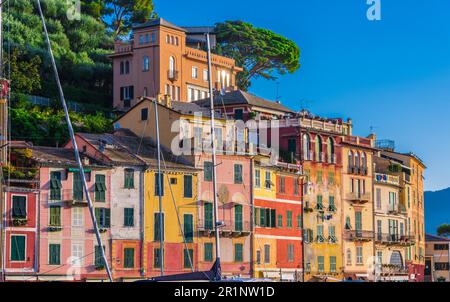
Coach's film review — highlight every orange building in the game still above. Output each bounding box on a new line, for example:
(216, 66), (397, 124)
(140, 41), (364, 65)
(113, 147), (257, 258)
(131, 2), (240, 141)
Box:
(109, 18), (242, 112)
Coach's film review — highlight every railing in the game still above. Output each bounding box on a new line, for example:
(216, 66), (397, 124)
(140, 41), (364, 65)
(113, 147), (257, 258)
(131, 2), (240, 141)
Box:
(344, 230), (374, 241)
(44, 189), (95, 206)
(168, 70), (179, 81)
(375, 173), (400, 186)
(380, 264), (409, 275)
(346, 192), (371, 203)
(197, 219), (251, 235)
(375, 233), (415, 245)
(348, 165), (368, 175)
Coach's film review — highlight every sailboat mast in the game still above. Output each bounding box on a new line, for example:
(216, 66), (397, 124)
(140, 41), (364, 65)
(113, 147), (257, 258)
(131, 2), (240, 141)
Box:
(205, 33), (221, 268)
(153, 98), (164, 276)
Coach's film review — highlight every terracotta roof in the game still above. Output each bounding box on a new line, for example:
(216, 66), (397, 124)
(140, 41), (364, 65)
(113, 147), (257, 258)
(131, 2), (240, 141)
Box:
(194, 90), (295, 114)
(426, 234), (450, 242)
(133, 18), (186, 32)
(29, 146), (106, 168)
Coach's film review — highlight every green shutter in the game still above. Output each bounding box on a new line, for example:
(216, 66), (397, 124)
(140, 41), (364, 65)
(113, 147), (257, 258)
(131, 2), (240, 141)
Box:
(73, 172), (84, 201)
(10, 236), (25, 261)
(355, 212), (362, 231)
(277, 214), (283, 228)
(105, 209), (111, 227)
(154, 173), (164, 196)
(50, 171), (62, 200)
(95, 174), (106, 202)
(234, 205), (243, 231)
(270, 209), (276, 228)
(183, 175), (193, 198)
(183, 249), (193, 269)
(49, 244), (60, 265)
(124, 169), (135, 189)
(95, 246), (104, 268)
(287, 211), (293, 228)
(204, 203), (213, 230)
(260, 208), (266, 227)
(12, 196), (26, 219)
(297, 215), (302, 229)
(154, 248), (161, 268)
(49, 206), (61, 226)
(204, 162), (213, 182)
(95, 208), (101, 227)
(204, 243), (213, 262)
(124, 208), (134, 227)
(124, 248), (134, 268)
(154, 213), (165, 241)
(234, 164), (243, 184)
(235, 244), (243, 262)
(184, 214), (193, 243)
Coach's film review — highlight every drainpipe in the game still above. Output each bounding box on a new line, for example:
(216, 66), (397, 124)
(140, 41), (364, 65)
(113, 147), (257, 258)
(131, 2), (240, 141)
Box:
(298, 122), (305, 282)
(249, 157), (254, 278)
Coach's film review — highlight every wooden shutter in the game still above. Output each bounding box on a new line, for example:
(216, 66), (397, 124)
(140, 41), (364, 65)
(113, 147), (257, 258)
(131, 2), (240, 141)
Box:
(183, 214), (193, 243)
(234, 205), (243, 231)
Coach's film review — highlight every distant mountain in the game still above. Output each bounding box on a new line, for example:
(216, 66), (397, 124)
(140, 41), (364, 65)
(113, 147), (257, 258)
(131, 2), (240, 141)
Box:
(425, 187), (450, 234)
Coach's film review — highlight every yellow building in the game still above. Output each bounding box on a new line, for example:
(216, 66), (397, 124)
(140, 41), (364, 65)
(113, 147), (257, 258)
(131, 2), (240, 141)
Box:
(341, 135), (376, 281)
(143, 165), (199, 277)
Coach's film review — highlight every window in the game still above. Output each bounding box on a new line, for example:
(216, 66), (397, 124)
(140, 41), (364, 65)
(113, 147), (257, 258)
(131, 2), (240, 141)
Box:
(169, 56), (175, 78)
(95, 174), (106, 202)
(264, 171), (271, 189)
(329, 226), (337, 243)
(302, 134), (311, 160)
(154, 213), (165, 241)
(297, 215), (302, 229)
(328, 172), (335, 185)
(317, 225), (324, 242)
(10, 235), (26, 261)
(183, 214), (193, 243)
(435, 263), (450, 271)
(145, 33), (150, 43)
(288, 244), (294, 262)
(376, 188), (381, 210)
(183, 175), (193, 198)
(49, 244), (61, 265)
(234, 164), (243, 184)
(143, 56), (150, 71)
(95, 245), (105, 268)
(50, 171), (62, 200)
(95, 208), (110, 228)
(264, 245), (270, 264)
(317, 171), (323, 184)
(204, 243), (213, 262)
(355, 211), (362, 231)
(72, 207), (83, 227)
(124, 208), (134, 227)
(330, 256), (336, 272)
(71, 243), (83, 267)
(346, 249), (352, 266)
(316, 195), (323, 210)
(192, 66), (198, 79)
(139, 35), (144, 44)
(377, 251), (382, 264)
(141, 108), (148, 121)
(234, 244), (243, 262)
(286, 211), (293, 228)
(204, 203), (213, 230)
(356, 246), (363, 265)
(203, 69), (208, 81)
(120, 61), (124, 75)
(204, 161), (213, 182)
(327, 138), (335, 163)
(318, 256), (324, 272)
(234, 109), (244, 120)
(294, 178), (299, 195)
(328, 196), (336, 211)
(315, 136), (323, 161)
(154, 173), (164, 196)
(377, 220), (382, 240)
(49, 206), (61, 226)
(124, 169), (135, 189)
(125, 61), (130, 74)
(254, 169), (261, 188)
(256, 250), (261, 265)
(154, 248), (161, 268)
(279, 176), (285, 193)
(348, 151), (354, 168)
(184, 249), (194, 268)
(277, 214), (283, 228)
(434, 244), (449, 251)
(345, 216), (351, 230)
(124, 248), (135, 268)
(12, 196), (26, 219)
(234, 205), (243, 231)
(72, 172), (83, 201)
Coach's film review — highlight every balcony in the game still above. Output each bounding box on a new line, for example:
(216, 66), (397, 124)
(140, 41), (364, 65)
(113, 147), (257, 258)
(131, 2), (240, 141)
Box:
(346, 192), (371, 204)
(380, 264), (408, 275)
(375, 233), (415, 246)
(197, 219), (250, 237)
(11, 217), (28, 227)
(46, 189), (89, 206)
(168, 70), (179, 81)
(344, 230), (374, 241)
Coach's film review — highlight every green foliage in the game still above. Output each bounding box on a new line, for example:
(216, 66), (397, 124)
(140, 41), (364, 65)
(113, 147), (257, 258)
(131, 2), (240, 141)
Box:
(4, 0), (114, 106)
(103, 0), (156, 38)
(437, 224), (450, 237)
(215, 21), (300, 90)
(10, 103), (113, 147)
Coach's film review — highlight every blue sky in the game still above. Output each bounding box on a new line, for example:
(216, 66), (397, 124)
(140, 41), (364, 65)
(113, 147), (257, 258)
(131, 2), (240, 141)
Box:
(154, 0), (450, 191)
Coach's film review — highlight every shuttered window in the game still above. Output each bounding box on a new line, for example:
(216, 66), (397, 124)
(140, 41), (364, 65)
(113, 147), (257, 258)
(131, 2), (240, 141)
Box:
(124, 208), (134, 227)
(124, 169), (135, 189)
(154, 173), (164, 196)
(10, 235), (26, 261)
(330, 256), (337, 272)
(183, 249), (193, 269)
(50, 171), (62, 200)
(204, 203), (213, 230)
(234, 164), (243, 184)
(95, 174), (106, 202)
(49, 206), (61, 226)
(12, 196), (26, 219)
(204, 243), (213, 262)
(95, 208), (110, 228)
(277, 214), (283, 228)
(234, 205), (243, 231)
(318, 256), (325, 272)
(183, 175), (193, 198)
(49, 244), (60, 265)
(264, 244), (270, 264)
(234, 243), (243, 262)
(154, 213), (165, 241)
(355, 212), (362, 231)
(286, 211), (293, 228)
(288, 244), (294, 262)
(73, 172), (84, 201)
(204, 162), (213, 182)
(154, 248), (161, 268)
(123, 248), (134, 268)
(95, 246), (105, 268)
(183, 214), (193, 243)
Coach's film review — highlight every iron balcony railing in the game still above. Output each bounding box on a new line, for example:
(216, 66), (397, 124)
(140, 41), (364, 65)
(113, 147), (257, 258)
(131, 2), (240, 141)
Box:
(344, 230), (374, 241)
(379, 264), (409, 275)
(197, 219), (251, 235)
(375, 233), (415, 245)
(44, 189), (99, 206)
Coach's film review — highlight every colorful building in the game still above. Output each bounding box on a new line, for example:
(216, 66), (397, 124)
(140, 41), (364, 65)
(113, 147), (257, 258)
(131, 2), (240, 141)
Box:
(424, 234), (450, 282)
(252, 158), (303, 281)
(109, 18), (242, 111)
(341, 135), (376, 281)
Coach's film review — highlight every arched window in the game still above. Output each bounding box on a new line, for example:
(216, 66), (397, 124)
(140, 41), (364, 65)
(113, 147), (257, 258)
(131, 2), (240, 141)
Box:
(355, 152), (360, 168)
(125, 61), (130, 74)
(143, 56), (150, 71)
(346, 249), (352, 266)
(169, 56), (175, 77)
(348, 151), (354, 168)
(302, 134), (311, 161)
(345, 216), (352, 230)
(361, 152), (367, 169)
(327, 137), (335, 163)
(389, 251), (403, 267)
(315, 135), (323, 162)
